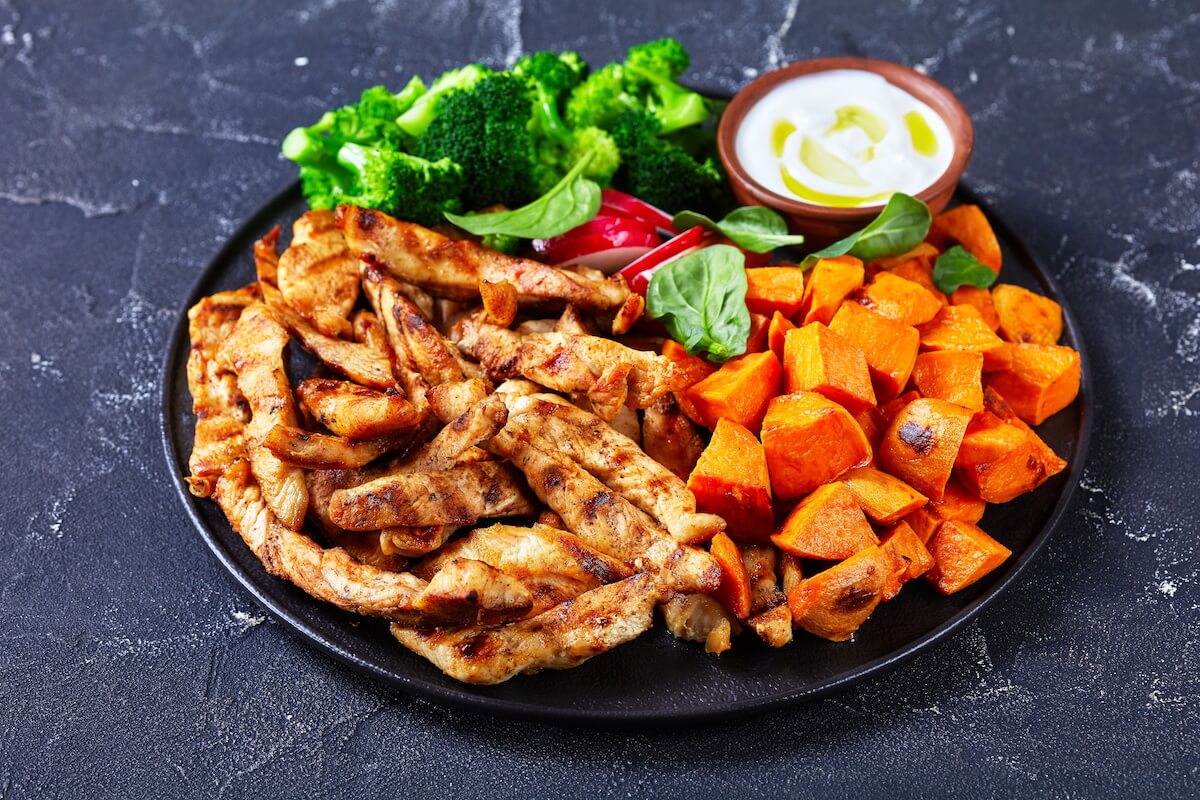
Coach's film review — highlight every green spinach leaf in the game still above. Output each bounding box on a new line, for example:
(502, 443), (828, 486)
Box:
(799, 192), (932, 268)
(932, 245), (999, 294)
(672, 206), (806, 253)
(444, 151), (600, 238)
(646, 244), (749, 363)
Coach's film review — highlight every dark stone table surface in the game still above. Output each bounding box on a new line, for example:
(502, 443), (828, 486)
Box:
(1, 1), (1196, 797)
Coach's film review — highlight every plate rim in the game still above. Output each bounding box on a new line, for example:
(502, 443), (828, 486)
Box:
(159, 181), (1092, 726)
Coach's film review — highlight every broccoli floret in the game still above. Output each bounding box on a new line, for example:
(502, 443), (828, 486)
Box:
(415, 72), (536, 209)
(396, 64), (492, 138)
(335, 142), (463, 226)
(513, 50), (587, 145)
(564, 63), (639, 131)
(297, 165), (347, 211)
(531, 125), (621, 195)
(610, 109), (729, 215)
(621, 38), (709, 135)
(481, 233), (520, 255)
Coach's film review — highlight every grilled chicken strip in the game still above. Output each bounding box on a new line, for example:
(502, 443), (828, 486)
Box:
(454, 316), (684, 417)
(487, 426), (720, 593)
(296, 379), (422, 440)
(185, 286), (257, 497)
(660, 594), (740, 654)
(390, 573), (666, 684)
(337, 205), (632, 314)
(277, 209), (360, 337)
(413, 523), (630, 614)
(416, 558), (533, 626)
(254, 227), (280, 285)
(742, 545), (793, 648)
(307, 468), (409, 573)
(505, 394), (725, 544)
(262, 424), (390, 470)
(217, 304), (309, 530)
(642, 394), (705, 481)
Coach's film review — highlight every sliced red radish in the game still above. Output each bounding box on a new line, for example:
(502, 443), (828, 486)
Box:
(619, 225), (706, 295)
(535, 216), (661, 272)
(601, 189), (678, 235)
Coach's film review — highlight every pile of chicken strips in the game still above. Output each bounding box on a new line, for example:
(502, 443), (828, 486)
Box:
(186, 204), (1079, 684)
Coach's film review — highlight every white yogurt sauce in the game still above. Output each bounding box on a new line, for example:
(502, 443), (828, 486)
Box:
(735, 70), (954, 207)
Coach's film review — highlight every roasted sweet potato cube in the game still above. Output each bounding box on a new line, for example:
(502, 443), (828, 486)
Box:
(987, 344), (1081, 425)
(924, 519), (1011, 595)
(662, 339), (716, 388)
(878, 397), (974, 500)
(680, 350), (782, 432)
(910, 350), (984, 412)
(746, 267), (806, 318)
(771, 482), (878, 560)
(904, 506), (941, 544)
(879, 521), (935, 600)
(688, 418), (775, 542)
(787, 545), (890, 641)
(918, 304), (1011, 371)
(801, 255), (864, 325)
(949, 286), (999, 330)
(992, 284), (1064, 345)
(829, 302), (920, 400)
(955, 410), (1067, 502)
(858, 272), (943, 326)
(870, 242), (940, 273)
(927, 204), (1002, 272)
(767, 311), (796, 363)
(783, 323), (876, 413)
(853, 407), (887, 453)
(840, 466), (928, 524)
(889, 258), (948, 305)
(709, 532), (752, 619)
(761, 392), (872, 501)
(927, 477), (986, 522)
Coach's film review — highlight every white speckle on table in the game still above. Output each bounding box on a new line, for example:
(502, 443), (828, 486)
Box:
(763, 0), (799, 70)
(293, 56), (308, 67)
(30, 352), (62, 379)
(1158, 580), (1178, 597)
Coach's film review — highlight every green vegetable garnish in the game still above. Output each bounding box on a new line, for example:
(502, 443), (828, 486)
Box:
(799, 192), (932, 268)
(932, 246), (998, 294)
(443, 151), (600, 239)
(646, 244), (750, 363)
(671, 206), (806, 253)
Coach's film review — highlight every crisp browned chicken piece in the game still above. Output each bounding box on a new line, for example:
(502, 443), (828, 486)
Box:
(416, 558), (533, 625)
(390, 573), (666, 684)
(660, 594), (740, 654)
(296, 379), (422, 440)
(329, 461), (536, 529)
(505, 393), (725, 544)
(742, 545), (793, 648)
(262, 424), (390, 470)
(260, 284), (394, 390)
(185, 286), (257, 497)
(306, 468), (409, 573)
(277, 209), (360, 337)
(413, 523), (629, 615)
(642, 394), (705, 481)
(487, 425), (720, 593)
(217, 303), (309, 530)
(427, 377), (490, 424)
(337, 205), (633, 314)
(454, 316), (685, 417)
(351, 309), (392, 357)
(253, 227), (280, 285)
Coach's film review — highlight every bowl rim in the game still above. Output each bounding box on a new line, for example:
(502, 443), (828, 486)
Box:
(716, 56), (975, 220)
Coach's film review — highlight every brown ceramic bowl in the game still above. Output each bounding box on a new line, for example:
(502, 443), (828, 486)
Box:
(717, 57), (974, 245)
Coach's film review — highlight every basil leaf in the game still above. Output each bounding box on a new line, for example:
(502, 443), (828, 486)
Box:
(443, 151), (600, 239)
(799, 192), (932, 268)
(646, 244), (750, 364)
(932, 246), (998, 294)
(672, 206), (806, 253)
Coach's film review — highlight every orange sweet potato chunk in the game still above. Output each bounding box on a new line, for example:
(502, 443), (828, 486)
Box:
(858, 272), (943, 327)
(767, 311), (796, 363)
(688, 418), (775, 542)
(870, 242), (940, 273)
(710, 532), (752, 619)
(840, 466), (928, 524)
(910, 351), (984, 412)
(771, 482), (878, 560)
(878, 397), (974, 500)
(783, 323), (876, 413)
(787, 545), (890, 641)
(904, 506), (942, 544)
(955, 403), (1067, 503)
(829, 302), (920, 401)
(987, 344), (1081, 425)
(991, 284), (1065, 345)
(662, 339), (715, 388)
(924, 519), (1011, 595)
(680, 351), (782, 432)
(950, 286), (999, 330)
(745, 268), (806, 318)
(918, 304), (1011, 372)
(889, 258), (948, 305)
(761, 392), (872, 501)
(801, 256), (864, 325)
(879, 521), (935, 600)
(744, 312), (771, 354)
(927, 205), (1002, 272)
(927, 477), (986, 523)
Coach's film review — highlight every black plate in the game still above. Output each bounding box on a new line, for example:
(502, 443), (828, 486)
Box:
(160, 182), (1091, 725)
